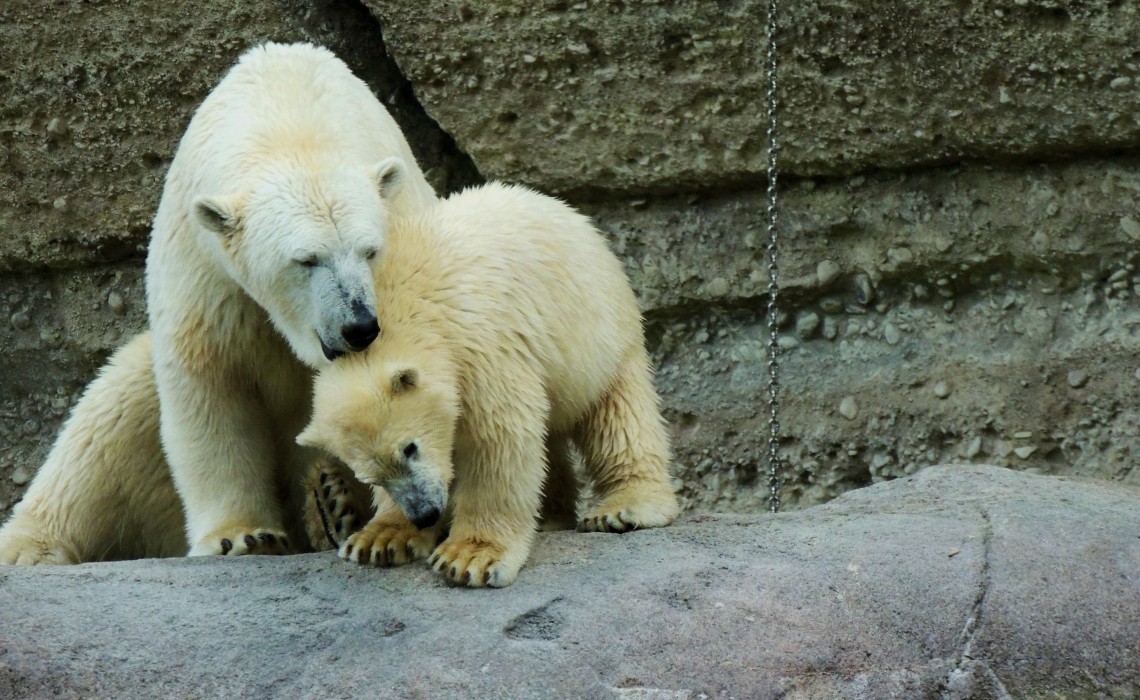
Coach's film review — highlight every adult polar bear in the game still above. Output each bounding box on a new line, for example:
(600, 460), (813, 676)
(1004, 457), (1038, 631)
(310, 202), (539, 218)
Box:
(0, 41), (435, 561)
(150, 41), (434, 556)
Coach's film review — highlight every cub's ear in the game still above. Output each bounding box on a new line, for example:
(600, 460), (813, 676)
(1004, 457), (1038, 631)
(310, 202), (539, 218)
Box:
(296, 422), (327, 450)
(391, 367), (418, 395)
(369, 157), (407, 199)
(192, 194), (244, 237)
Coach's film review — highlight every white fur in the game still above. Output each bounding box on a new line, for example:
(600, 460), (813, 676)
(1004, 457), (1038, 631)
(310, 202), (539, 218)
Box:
(0, 335), (186, 564)
(146, 42), (435, 554)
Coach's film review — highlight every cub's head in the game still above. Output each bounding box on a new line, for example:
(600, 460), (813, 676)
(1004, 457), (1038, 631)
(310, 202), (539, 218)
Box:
(191, 157), (408, 368)
(297, 354), (459, 530)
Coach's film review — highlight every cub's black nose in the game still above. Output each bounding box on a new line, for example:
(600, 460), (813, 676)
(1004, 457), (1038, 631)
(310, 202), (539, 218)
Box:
(341, 315), (380, 351)
(411, 506), (441, 530)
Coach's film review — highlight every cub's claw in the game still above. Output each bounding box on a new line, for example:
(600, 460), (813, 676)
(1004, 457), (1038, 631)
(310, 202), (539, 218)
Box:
(577, 512), (638, 533)
(338, 520), (440, 567)
(428, 535), (516, 588)
(577, 487), (678, 534)
(303, 458), (373, 551)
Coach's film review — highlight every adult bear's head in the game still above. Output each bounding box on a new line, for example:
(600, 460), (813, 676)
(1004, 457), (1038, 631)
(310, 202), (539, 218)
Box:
(191, 156), (407, 368)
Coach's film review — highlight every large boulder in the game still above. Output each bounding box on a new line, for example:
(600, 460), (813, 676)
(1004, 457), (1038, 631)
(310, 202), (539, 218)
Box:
(2, 465), (1136, 698)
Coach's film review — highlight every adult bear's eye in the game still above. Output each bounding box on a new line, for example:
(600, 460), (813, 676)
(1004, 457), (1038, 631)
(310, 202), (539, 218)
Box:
(402, 442), (418, 459)
(296, 255), (319, 268)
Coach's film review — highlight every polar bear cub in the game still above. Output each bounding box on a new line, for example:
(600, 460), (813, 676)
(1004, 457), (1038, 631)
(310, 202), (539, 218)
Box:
(145, 41), (435, 556)
(297, 183), (679, 587)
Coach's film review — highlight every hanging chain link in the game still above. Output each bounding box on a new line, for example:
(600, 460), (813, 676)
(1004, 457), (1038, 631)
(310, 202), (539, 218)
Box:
(764, 0), (782, 514)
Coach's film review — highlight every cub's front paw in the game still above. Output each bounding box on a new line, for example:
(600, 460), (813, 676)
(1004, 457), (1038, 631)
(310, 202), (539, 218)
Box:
(0, 530), (78, 565)
(190, 527), (292, 557)
(427, 535), (519, 588)
(339, 520), (441, 567)
(578, 485), (679, 533)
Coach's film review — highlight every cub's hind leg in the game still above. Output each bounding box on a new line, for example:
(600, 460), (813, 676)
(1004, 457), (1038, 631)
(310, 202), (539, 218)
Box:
(574, 348), (678, 533)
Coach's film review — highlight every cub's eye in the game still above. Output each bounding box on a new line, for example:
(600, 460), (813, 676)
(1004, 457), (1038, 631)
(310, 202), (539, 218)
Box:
(364, 248), (379, 261)
(296, 255), (319, 268)
(402, 442), (418, 459)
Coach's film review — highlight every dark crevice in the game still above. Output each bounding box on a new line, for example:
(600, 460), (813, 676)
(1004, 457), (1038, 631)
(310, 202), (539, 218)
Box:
(644, 295), (768, 326)
(957, 506), (991, 662)
(299, 0), (484, 196)
(937, 506), (1012, 699)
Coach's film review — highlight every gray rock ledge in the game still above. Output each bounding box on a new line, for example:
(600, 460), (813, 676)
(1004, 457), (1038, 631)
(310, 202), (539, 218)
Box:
(1, 465), (1137, 699)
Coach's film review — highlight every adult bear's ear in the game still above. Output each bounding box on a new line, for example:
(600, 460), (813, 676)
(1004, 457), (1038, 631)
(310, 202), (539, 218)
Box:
(192, 194), (244, 238)
(369, 157), (407, 199)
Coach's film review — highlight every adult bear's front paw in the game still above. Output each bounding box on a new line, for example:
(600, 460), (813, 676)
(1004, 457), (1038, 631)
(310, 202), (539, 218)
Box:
(303, 458), (373, 551)
(190, 527), (292, 557)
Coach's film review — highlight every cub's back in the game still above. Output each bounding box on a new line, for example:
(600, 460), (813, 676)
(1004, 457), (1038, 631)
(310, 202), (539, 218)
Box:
(427, 183), (644, 424)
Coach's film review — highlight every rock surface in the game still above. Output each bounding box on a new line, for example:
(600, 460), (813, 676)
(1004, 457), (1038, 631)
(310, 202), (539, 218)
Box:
(2, 465), (1137, 699)
(368, 0), (1140, 193)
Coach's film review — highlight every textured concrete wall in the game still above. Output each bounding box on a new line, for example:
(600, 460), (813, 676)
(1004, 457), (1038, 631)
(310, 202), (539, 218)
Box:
(2, 0), (1139, 519)
(368, 0), (1140, 191)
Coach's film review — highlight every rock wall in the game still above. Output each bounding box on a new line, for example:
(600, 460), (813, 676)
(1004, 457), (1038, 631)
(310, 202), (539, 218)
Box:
(2, 0), (1138, 519)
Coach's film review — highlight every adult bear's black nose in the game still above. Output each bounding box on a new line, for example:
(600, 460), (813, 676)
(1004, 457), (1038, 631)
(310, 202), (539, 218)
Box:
(341, 314), (379, 351)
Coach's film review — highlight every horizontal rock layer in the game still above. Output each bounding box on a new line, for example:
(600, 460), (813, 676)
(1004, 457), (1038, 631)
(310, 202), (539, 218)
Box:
(368, 0), (1140, 194)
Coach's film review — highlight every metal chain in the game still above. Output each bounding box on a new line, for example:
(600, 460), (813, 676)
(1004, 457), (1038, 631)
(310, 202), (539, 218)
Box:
(764, 0), (782, 514)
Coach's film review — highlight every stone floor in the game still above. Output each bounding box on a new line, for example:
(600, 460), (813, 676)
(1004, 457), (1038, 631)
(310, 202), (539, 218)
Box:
(1, 465), (1137, 699)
